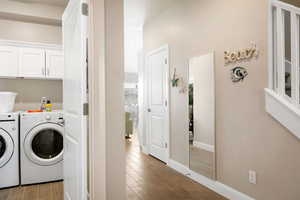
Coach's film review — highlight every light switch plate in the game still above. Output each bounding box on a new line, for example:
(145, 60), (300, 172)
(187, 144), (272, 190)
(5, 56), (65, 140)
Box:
(249, 170), (257, 184)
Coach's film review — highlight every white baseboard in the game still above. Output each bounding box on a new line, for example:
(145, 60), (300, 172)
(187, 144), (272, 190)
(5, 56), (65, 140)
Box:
(168, 159), (255, 200)
(167, 159), (190, 175)
(141, 145), (149, 155)
(193, 141), (215, 152)
(215, 181), (255, 200)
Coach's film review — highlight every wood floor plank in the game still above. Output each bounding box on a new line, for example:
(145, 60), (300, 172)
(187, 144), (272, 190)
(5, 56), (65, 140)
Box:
(23, 185), (39, 200)
(0, 188), (10, 200)
(52, 182), (63, 200)
(38, 183), (52, 200)
(7, 187), (24, 200)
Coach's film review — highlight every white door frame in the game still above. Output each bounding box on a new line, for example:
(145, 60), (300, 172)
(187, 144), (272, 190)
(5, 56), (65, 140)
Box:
(145, 44), (170, 164)
(88, 0), (126, 200)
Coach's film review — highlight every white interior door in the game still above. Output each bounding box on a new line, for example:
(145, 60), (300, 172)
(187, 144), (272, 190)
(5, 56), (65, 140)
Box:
(63, 0), (88, 200)
(146, 46), (169, 163)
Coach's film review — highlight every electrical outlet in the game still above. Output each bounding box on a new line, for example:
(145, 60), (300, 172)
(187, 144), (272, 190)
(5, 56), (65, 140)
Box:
(248, 170), (257, 184)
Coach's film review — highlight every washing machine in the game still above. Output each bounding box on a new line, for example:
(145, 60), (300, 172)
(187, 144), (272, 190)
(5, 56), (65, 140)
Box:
(0, 113), (19, 189)
(20, 111), (64, 185)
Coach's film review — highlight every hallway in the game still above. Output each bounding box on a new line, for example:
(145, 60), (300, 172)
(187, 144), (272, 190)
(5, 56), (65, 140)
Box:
(126, 137), (228, 200)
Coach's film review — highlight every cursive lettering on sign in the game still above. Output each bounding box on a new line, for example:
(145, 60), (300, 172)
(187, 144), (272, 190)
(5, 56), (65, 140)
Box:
(224, 43), (259, 64)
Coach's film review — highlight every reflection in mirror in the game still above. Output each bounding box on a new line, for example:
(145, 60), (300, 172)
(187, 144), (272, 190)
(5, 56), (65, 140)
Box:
(189, 53), (215, 179)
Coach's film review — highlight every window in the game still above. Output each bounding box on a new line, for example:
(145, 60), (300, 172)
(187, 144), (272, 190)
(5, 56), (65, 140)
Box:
(272, 6), (278, 91)
(283, 9), (292, 97)
(267, 1), (300, 139)
(269, 0), (300, 106)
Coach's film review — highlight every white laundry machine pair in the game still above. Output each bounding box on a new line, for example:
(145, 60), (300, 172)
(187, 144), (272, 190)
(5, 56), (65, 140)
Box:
(0, 113), (19, 189)
(20, 111), (64, 185)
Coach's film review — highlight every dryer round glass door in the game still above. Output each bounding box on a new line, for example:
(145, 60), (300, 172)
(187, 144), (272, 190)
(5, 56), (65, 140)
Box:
(24, 123), (63, 166)
(0, 129), (14, 168)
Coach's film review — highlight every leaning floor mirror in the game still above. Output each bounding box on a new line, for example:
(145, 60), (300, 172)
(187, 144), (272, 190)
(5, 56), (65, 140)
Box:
(188, 53), (216, 180)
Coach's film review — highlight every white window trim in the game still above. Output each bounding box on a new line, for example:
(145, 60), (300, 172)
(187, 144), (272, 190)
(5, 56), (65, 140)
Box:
(266, 0), (300, 139)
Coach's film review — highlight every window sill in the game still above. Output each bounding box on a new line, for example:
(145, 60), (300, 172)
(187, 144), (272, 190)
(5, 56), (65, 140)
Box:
(265, 88), (300, 139)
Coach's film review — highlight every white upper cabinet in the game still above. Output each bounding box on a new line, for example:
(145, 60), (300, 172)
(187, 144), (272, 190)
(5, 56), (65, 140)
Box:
(0, 40), (63, 80)
(0, 46), (19, 77)
(19, 47), (46, 78)
(46, 50), (64, 79)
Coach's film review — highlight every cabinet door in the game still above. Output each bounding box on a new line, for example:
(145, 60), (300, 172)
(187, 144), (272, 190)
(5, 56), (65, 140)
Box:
(19, 48), (45, 78)
(46, 50), (64, 79)
(0, 46), (19, 77)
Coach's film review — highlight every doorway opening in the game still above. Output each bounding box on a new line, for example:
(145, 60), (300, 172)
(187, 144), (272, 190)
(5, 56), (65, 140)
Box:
(123, 1), (170, 162)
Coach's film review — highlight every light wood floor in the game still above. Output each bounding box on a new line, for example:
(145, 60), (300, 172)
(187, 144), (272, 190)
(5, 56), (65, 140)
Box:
(0, 136), (227, 200)
(0, 182), (63, 200)
(126, 136), (228, 200)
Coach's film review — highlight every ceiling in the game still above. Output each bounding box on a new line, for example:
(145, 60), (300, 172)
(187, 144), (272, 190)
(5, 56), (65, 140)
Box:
(9, 0), (68, 7)
(124, 0), (174, 28)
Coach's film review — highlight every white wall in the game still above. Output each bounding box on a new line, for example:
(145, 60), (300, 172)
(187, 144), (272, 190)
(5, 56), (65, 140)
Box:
(124, 27), (143, 73)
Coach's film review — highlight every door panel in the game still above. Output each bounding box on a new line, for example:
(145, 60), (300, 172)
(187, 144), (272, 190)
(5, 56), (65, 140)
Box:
(19, 48), (45, 77)
(150, 55), (164, 105)
(147, 46), (169, 163)
(63, 0), (87, 199)
(46, 50), (64, 79)
(0, 46), (19, 77)
(150, 116), (164, 148)
(64, 134), (80, 200)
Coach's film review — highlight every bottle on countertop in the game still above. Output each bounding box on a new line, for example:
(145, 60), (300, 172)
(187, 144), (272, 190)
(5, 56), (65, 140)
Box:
(45, 100), (53, 112)
(41, 97), (47, 111)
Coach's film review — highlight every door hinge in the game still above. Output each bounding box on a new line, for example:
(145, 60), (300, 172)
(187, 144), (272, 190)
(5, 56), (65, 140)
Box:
(165, 58), (168, 65)
(82, 3), (89, 16)
(165, 100), (168, 107)
(83, 103), (89, 116)
(165, 143), (168, 148)
(86, 38), (89, 94)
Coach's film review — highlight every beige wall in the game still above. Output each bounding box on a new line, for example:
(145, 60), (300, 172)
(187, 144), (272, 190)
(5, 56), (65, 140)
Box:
(0, 19), (63, 110)
(143, 0), (300, 199)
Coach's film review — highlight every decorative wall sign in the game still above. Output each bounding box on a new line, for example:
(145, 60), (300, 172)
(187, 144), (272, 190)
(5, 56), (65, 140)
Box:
(171, 68), (187, 93)
(224, 43), (259, 64)
(231, 66), (248, 82)
(171, 68), (180, 87)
